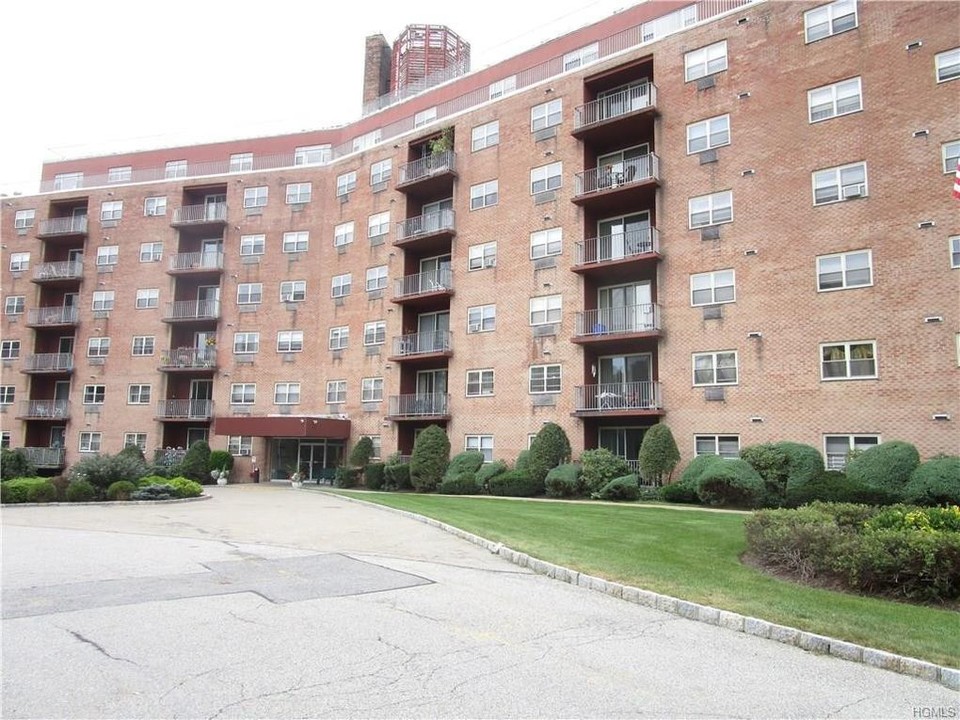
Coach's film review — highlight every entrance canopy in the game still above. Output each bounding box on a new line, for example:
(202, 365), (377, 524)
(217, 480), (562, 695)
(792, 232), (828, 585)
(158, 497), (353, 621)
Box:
(213, 415), (350, 439)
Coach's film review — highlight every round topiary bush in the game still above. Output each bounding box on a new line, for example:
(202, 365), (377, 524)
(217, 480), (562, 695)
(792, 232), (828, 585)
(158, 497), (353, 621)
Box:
(166, 477), (203, 498)
(527, 423), (572, 488)
(409, 425), (450, 493)
(444, 451), (485, 481)
(65, 480), (97, 502)
(179, 440), (212, 483)
(580, 448), (630, 495)
(488, 470), (540, 497)
(904, 456), (960, 506)
(348, 437), (375, 470)
(785, 470), (897, 508)
(638, 424), (680, 487)
(475, 460), (508, 492)
(107, 480), (137, 501)
(845, 441), (920, 499)
(593, 474), (641, 501)
(660, 481), (700, 504)
(26, 481), (56, 503)
(545, 463), (582, 498)
(696, 459), (766, 508)
(679, 453), (728, 486)
(365, 463), (386, 490)
(439, 472), (480, 495)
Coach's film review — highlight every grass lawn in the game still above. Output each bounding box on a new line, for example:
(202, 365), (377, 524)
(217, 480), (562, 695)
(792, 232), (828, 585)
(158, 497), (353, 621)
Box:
(330, 491), (959, 667)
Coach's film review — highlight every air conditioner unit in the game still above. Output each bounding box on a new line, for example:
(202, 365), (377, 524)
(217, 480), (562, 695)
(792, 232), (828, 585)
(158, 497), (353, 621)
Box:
(281, 294), (294, 302)
(484, 258), (497, 268)
(841, 183), (865, 199)
(239, 449), (251, 456)
(468, 323), (482, 333)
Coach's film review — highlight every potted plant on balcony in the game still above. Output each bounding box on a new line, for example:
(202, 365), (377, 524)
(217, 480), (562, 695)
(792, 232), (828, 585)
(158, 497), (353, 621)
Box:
(426, 128), (453, 171)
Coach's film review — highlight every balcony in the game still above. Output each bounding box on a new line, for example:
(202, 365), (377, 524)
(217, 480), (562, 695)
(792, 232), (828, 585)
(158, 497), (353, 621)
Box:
(388, 330), (452, 362)
(170, 203), (228, 228)
(21, 353), (74, 374)
(17, 399), (70, 420)
(573, 229), (661, 279)
(573, 304), (662, 344)
(387, 393), (451, 420)
(167, 251), (224, 275)
(573, 381), (663, 417)
(26, 306), (79, 328)
(32, 260), (84, 285)
(37, 216), (88, 238)
(396, 151), (457, 196)
(395, 210), (456, 252)
(156, 399), (214, 421)
(393, 269), (453, 306)
(159, 347), (217, 372)
(572, 154), (660, 214)
(162, 299), (220, 323)
(19, 447), (66, 469)
(572, 84), (658, 144)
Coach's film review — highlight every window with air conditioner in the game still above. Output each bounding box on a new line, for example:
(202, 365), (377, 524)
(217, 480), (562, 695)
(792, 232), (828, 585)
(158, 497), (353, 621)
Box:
(813, 162), (867, 205)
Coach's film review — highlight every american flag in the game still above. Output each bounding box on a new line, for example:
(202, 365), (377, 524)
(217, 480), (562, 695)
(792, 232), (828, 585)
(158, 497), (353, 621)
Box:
(955, 158), (960, 201)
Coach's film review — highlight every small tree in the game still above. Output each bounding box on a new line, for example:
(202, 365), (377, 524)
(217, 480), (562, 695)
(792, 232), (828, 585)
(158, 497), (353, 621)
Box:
(409, 425), (450, 492)
(179, 440), (212, 483)
(528, 423), (572, 488)
(348, 436), (375, 470)
(637, 424), (680, 487)
(1, 448), (36, 481)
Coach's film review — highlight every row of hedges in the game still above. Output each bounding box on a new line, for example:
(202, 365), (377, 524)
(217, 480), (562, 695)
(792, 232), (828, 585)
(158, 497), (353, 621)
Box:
(1, 475), (202, 504)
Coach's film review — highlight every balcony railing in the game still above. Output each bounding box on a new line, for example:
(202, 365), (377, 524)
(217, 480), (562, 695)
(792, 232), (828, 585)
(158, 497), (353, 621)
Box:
(163, 299), (220, 322)
(391, 330), (452, 357)
(168, 251), (224, 272)
(37, 216), (88, 237)
(573, 83), (658, 130)
(394, 268), (453, 299)
(574, 154), (660, 196)
(170, 203), (228, 226)
(388, 393), (451, 418)
(26, 306), (79, 326)
(33, 260), (84, 282)
(159, 347), (217, 369)
(574, 381), (662, 412)
(398, 151), (456, 185)
(575, 304), (661, 337)
(575, 229), (660, 266)
(396, 209), (456, 242)
(20, 447), (66, 468)
(18, 399), (70, 419)
(22, 353), (74, 373)
(156, 399), (214, 420)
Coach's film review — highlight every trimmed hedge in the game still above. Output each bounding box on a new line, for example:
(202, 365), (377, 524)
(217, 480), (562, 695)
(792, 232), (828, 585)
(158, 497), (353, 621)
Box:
(580, 448), (630, 495)
(679, 454), (727, 486)
(696, 459), (766, 508)
(660, 481), (700, 504)
(439, 472), (480, 495)
(527, 423), (572, 488)
(409, 425), (450, 493)
(1, 478), (55, 504)
(846, 441), (920, 498)
(904, 456), (960, 506)
(65, 480), (97, 502)
(488, 470), (540, 497)
(384, 461), (412, 490)
(335, 467), (361, 489)
(107, 481), (137, 501)
(69, 452), (149, 493)
(131, 485), (175, 501)
(444, 451), (485, 481)
(740, 442), (823, 506)
(785, 471), (898, 508)
(476, 460), (508, 491)
(545, 463), (582, 498)
(365, 463), (386, 490)
(593, 474), (641, 501)
(638, 424), (680, 487)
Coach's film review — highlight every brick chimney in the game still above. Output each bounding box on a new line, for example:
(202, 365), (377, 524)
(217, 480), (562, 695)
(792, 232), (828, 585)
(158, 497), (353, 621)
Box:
(362, 34), (392, 110)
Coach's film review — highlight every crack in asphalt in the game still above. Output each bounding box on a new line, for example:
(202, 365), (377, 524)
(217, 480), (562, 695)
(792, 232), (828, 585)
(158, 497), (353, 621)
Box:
(62, 628), (140, 667)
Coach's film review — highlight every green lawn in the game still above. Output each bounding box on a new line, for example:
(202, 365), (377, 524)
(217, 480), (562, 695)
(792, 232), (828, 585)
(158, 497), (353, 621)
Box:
(330, 491), (959, 667)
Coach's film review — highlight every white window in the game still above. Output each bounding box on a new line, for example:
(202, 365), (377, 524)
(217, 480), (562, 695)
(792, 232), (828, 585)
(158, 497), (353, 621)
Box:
(368, 212), (390, 239)
(808, 77), (862, 123)
(563, 42), (599, 71)
(332, 273), (352, 298)
(0, 386), (15, 405)
(363, 321), (386, 346)
(685, 40), (728, 81)
(471, 121), (499, 152)
(0, 431), (9, 448)
(813, 162), (867, 204)
(230, 153), (253, 172)
(96, 245), (119, 266)
(824, 435), (879, 470)
(282, 231), (308, 253)
(688, 190), (733, 228)
(124, 433), (148, 452)
(107, 166), (132, 183)
(83, 385), (106, 405)
(951, 237), (960, 269)
(466, 369), (494, 397)
(14, 209), (35, 229)
(465, 435), (494, 462)
(1, 340), (21, 359)
(529, 295), (562, 325)
(366, 266), (388, 292)
(132, 336), (155, 356)
(243, 186), (268, 208)
(468, 242), (497, 270)
(79, 432), (102, 453)
(233, 332), (260, 354)
(164, 160), (187, 178)
(329, 326), (349, 350)
(274, 382), (301, 405)
(942, 140), (960, 174)
(294, 145), (331, 166)
(936, 48), (960, 83)
(139, 242), (163, 262)
(530, 228), (562, 258)
(334, 222), (355, 247)
(529, 364), (561, 394)
(237, 283), (263, 305)
(530, 162), (562, 194)
(240, 234), (265, 256)
(9, 252), (29, 272)
(362, 377), (384, 402)
(127, 384), (151, 405)
(92, 291), (115, 311)
(336, 171), (357, 196)
(135, 289), (159, 309)
(695, 435), (740, 458)
(470, 180), (499, 210)
(285, 183), (312, 204)
(821, 341), (877, 379)
(280, 281), (306, 302)
(686, 115), (730, 153)
(227, 436), (254, 456)
(467, 305), (496, 333)
(368, 436), (382, 461)
(805, 0), (858, 43)
(352, 130), (381, 152)
(53, 172), (83, 190)
(693, 351), (738, 385)
(489, 76), (516, 100)
(690, 269), (736, 306)
(4, 296), (25, 315)
(100, 201), (123, 221)
(276, 331), (303, 353)
(414, 107), (438, 128)
(817, 250), (872, 291)
(370, 159), (392, 185)
(531, 99), (562, 132)
(87, 337), (111, 357)
(326, 380), (347, 404)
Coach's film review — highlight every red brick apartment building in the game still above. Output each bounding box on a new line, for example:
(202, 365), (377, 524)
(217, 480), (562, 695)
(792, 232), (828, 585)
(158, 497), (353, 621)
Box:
(2, 0), (958, 482)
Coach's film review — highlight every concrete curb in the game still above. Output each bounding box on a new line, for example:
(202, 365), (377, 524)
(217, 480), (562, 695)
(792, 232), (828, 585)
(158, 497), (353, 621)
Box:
(1, 494), (211, 507)
(324, 490), (958, 691)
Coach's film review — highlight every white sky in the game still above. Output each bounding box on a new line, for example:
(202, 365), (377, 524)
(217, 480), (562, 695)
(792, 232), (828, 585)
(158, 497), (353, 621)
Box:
(0, 0), (638, 196)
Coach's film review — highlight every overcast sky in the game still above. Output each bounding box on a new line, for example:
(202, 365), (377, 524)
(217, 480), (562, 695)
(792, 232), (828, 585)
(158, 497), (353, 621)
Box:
(0, 0), (638, 196)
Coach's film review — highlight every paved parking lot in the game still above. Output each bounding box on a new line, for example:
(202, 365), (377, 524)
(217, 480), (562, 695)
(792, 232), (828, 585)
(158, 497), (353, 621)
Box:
(2, 486), (955, 718)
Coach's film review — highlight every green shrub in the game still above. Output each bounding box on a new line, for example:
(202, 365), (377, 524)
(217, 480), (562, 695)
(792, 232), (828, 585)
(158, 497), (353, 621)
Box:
(443, 451), (485, 480)
(365, 463), (386, 490)
(384, 460), (411, 490)
(409, 425), (450, 493)
(904, 457), (960, 506)
(179, 440), (212, 483)
(138, 475), (172, 488)
(741, 442), (823, 506)
(1, 478), (53, 504)
(439, 472), (480, 495)
(846, 441), (920, 499)
(476, 460), (508, 491)
(638, 424), (680, 487)
(527, 423), (572, 488)
(208, 450), (234, 475)
(107, 480), (137, 501)
(660, 481), (700, 504)
(785, 471), (898, 508)
(166, 477), (203, 498)
(679, 454), (727, 486)
(348, 437), (375, 469)
(1, 448), (37, 481)
(335, 466), (360, 488)
(545, 463), (582, 498)
(696, 459), (766, 508)
(130, 485), (175, 501)
(65, 480), (97, 502)
(580, 448), (630, 495)
(593, 474), (641, 501)
(488, 470), (540, 497)
(49, 475), (70, 501)
(69, 452), (149, 493)
(118, 444), (146, 463)
(865, 505), (960, 534)
(778, 442), (825, 492)
(514, 450), (533, 476)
